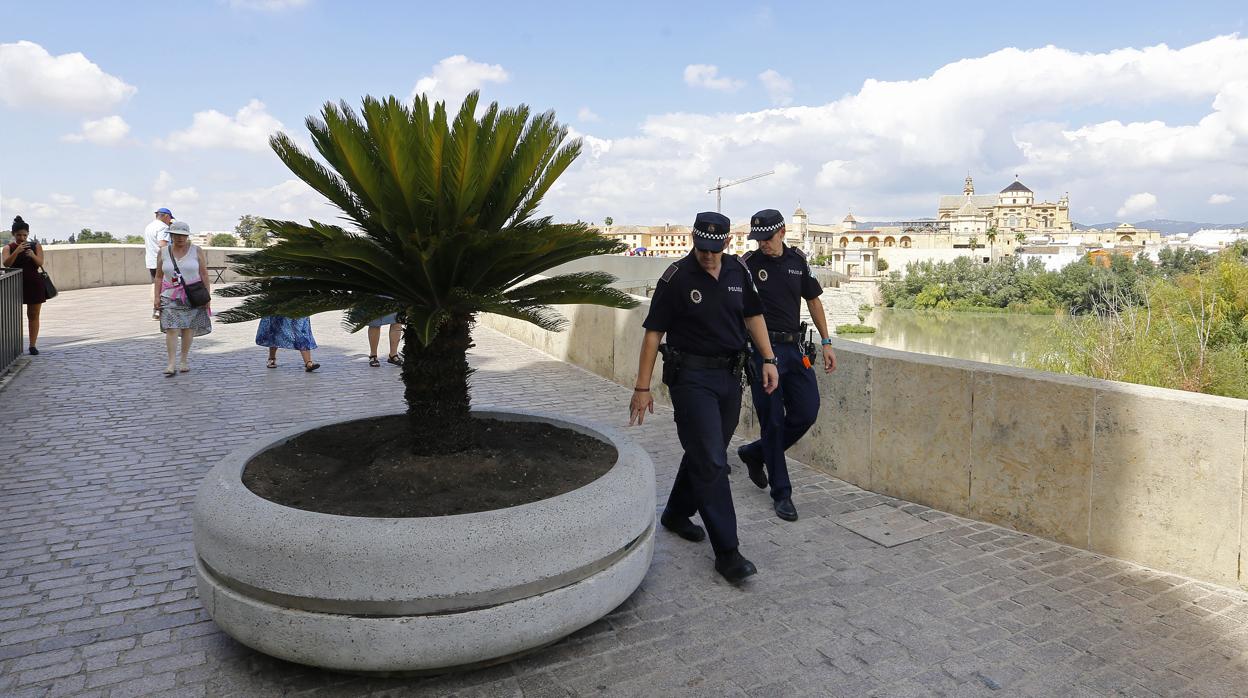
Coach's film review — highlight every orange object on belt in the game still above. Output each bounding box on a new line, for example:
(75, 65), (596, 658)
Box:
(802, 355), (812, 369)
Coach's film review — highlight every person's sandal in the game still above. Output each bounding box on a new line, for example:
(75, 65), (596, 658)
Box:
(163, 366), (176, 377)
(387, 354), (404, 366)
(266, 358), (277, 369)
(305, 361), (321, 372)
(368, 355), (380, 367)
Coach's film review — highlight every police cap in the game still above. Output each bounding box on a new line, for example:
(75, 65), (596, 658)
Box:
(748, 209), (785, 240)
(691, 211), (731, 251)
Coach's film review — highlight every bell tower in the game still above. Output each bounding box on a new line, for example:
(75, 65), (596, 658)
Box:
(963, 173), (975, 196)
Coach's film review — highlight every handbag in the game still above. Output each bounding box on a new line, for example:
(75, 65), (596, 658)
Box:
(39, 268), (57, 300)
(167, 247), (211, 308)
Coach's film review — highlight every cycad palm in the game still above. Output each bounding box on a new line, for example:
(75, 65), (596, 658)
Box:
(218, 93), (638, 453)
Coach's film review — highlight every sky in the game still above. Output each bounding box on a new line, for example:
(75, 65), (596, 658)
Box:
(2, 0), (1248, 240)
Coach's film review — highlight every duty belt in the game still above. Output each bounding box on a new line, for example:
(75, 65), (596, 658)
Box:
(767, 330), (802, 344)
(678, 352), (739, 370)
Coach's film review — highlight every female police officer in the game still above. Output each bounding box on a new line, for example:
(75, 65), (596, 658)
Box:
(629, 211), (779, 583)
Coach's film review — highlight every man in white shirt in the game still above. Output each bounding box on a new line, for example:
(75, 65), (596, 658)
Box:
(144, 208), (173, 279)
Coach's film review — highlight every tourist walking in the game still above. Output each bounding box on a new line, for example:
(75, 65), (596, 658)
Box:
(256, 316), (320, 372)
(153, 221), (211, 376)
(366, 313), (403, 367)
(2, 216), (48, 355)
(629, 212), (779, 583)
(736, 209), (837, 522)
(144, 208), (173, 281)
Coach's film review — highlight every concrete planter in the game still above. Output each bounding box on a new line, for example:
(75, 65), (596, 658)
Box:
(193, 408), (655, 674)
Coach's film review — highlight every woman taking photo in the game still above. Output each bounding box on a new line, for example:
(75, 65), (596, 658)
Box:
(153, 221), (212, 376)
(2, 216), (47, 355)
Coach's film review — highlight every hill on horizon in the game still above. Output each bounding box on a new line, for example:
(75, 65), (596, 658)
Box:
(1074, 219), (1247, 234)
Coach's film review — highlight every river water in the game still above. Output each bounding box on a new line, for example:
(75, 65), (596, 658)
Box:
(843, 308), (1061, 368)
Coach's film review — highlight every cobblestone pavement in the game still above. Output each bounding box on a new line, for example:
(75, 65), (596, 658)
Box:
(2, 285), (1248, 698)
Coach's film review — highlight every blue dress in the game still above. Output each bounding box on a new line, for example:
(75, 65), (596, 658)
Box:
(255, 316), (317, 351)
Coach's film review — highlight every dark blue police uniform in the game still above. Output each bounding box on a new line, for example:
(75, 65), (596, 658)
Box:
(643, 239), (764, 557)
(738, 211), (823, 513)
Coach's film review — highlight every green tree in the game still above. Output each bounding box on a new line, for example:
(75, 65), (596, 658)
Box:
(985, 227), (998, 247)
(219, 93), (637, 454)
(209, 233), (238, 247)
(1015, 231), (1027, 245)
(604, 216), (613, 226)
(876, 257), (889, 271)
(67, 233), (76, 244)
(77, 229), (116, 243)
(124, 234), (144, 244)
(236, 214), (272, 248)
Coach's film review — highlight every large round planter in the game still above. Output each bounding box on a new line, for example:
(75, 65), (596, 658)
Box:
(192, 408), (655, 674)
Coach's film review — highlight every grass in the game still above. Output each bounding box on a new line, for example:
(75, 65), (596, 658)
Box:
(835, 324), (876, 334)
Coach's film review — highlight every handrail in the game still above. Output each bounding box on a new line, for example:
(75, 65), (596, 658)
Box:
(0, 268), (23, 373)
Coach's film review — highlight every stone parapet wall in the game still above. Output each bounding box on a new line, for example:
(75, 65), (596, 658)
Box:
(482, 297), (1248, 592)
(38, 245), (253, 292)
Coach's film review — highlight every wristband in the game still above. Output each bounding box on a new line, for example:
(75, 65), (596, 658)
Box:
(762, 357), (778, 365)
(821, 338), (833, 346)
(633, 387), (650, 392)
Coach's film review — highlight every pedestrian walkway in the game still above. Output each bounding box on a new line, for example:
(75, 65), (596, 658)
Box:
(1, 285), (1247, 697)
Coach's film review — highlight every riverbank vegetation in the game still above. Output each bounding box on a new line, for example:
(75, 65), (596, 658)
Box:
(1032, 244), (1248, 398)
(881, 245), (1248, 397)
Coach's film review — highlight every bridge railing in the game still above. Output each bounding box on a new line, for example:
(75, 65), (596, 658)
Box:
(0, 268), (23, 372)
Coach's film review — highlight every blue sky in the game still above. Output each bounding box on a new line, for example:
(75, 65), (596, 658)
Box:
(2, 0), (1248, 239)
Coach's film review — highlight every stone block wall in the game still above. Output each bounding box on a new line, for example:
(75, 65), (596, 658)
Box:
(39, 245), (252, 292)
(483, 297), (1248, 592)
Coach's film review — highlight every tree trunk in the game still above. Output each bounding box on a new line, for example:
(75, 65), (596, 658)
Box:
(401, 313), (475, 455)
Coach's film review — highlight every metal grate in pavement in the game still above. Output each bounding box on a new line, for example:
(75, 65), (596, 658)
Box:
(833, 504), (950, 547)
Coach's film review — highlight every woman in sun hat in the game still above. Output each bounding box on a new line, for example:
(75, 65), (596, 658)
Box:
(152, 221), (212, 376)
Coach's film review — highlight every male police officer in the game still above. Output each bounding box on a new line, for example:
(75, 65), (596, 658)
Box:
(629, 211), (780, 583)
(737, 209), (837, 522)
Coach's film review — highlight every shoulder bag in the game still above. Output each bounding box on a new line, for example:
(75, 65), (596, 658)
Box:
(168, 247), (211, 308)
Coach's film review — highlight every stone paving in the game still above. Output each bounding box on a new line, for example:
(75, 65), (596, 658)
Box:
(2, 285), (1248, 697)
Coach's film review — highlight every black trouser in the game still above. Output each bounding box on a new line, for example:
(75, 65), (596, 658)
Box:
(664, 366), (742, 554)
(740, 342), (820, 500)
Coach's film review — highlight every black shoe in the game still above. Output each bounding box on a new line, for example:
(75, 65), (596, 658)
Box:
(773, 497), (798, 522)
(714, 549), (757, 583)
(660, 512), (706, 542)
(737, 445), (768, 489)
(28, 346), (39, 356)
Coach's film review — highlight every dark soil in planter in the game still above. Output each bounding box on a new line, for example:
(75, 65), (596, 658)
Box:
(242, 416), (617, 517)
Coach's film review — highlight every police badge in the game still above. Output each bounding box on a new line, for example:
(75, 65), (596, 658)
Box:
(758, 269), (768, 282)
(690, 289), (703, 304)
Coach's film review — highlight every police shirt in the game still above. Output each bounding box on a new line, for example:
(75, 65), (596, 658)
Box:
(642, 250), (764, 356)
(741, 246), (823, 333)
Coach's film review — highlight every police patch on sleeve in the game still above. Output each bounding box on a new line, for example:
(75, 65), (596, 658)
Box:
(660, 262), (680, 283)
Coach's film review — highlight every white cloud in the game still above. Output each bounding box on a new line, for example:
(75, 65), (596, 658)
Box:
(411, 55), (509, 106)
(759, 69), (794, 106)
(1117, 192), (1158, 219)
(48, 193), (75, 205)
(227, 0), (308, 9)
(1209, 193), (1235, 204)
(167, 187), (201, 205)
(683, 64), (744, 92)
(153, 171), (175, 194)
(544, 35), (1248, 225)
(0, 41), (136, 112)
(61, 115), (130, 145)
(92, 189), (147, 210)
(157, 99), (284, 152)
(577, 107), (600, 122)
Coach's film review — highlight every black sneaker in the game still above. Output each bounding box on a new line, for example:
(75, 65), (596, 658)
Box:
(28, 346), (39, 356)
(737, 445), (768, 489)
(659, 511), (706, 542)
(714, 549), (757, 583)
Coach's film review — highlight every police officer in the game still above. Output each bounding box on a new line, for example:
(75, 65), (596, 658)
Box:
(629, 211), (780, 583)
(737, 209), (837, 522)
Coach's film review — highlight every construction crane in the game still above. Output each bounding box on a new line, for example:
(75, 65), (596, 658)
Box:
(708, 170), (775, 212)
